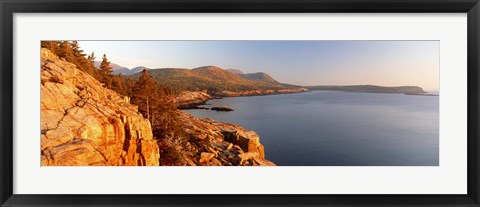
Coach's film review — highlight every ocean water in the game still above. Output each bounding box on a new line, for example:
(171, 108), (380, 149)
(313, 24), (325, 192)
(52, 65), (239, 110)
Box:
(184, 91), (439, 166)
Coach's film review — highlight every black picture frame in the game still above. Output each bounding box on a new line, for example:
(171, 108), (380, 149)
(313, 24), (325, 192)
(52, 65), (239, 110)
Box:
(1, 0), (479, 206)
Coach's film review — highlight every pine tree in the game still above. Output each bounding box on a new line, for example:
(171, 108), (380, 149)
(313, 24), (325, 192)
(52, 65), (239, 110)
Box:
(99, 54), (113, 75)
(71, 41), (94, 75)
(111, 74), (128, 96)
(125, 78), (136, 97)
(41, 41), (60, 52)
(131, 69), (159, 124)
(57, 41), (73, 60)
(153, 87), (181, 138)
(98, 54), (113, 87)
(87, 52), (96, 68)
(50, 41), (95, 75)
(71, 41), (84, 57)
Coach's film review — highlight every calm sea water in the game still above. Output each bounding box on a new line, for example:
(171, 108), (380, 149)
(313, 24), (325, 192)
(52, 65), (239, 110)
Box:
(185, 91), (439, 166)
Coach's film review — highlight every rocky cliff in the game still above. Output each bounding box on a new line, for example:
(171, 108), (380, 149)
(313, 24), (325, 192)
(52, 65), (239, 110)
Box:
(41, 48), (159, 166)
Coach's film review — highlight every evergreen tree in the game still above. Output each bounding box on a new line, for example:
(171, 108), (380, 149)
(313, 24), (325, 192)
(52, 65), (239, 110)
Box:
(87, 52), (96, 68)
(72, 41), (94, 75)
(71, 41), (84, 57)
(99, 54), (113, 75)
(86, 51), (97, 76)
(111, 74), (128, 96)
(99, 54), (113, 87)
(41, 41), (60, 52)
(57, 41), (73, 60)
(50, 41), (95, 75)
(125, 77), (136, 97)
(131, 69), (159, 124)
(153, 87), (182, 138)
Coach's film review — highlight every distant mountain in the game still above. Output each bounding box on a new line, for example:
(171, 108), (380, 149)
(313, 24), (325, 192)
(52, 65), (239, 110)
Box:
(94, 61), (128, 71)
(191, 66), (254, 85)
(94, 61), (149, 75)
(113, 66), (149, 75)
(241, 72), (278, 83)
(128, 65), (298, 93)
(113, 68), (132, 75)
(128, 66), (150, 75)
(226, 69), (244, 74)
(306, 85), (427, 94)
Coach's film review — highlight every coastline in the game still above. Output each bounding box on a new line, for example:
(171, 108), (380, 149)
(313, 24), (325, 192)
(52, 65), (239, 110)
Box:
(175, 111), (276, 166)
(183, 88), (440, 166)
(40, 48), (276, 166)
(171, 88), (309, 166)
(176, 88), (309, 109)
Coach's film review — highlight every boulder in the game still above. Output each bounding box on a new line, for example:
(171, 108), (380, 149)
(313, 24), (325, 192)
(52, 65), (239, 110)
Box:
(222, 129), (265, 159)
(239, 152), (259, 164)
(199, 152), (215, 163)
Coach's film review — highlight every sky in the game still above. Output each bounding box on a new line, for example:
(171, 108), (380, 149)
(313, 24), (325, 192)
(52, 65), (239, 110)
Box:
(78, 41), (439, 91)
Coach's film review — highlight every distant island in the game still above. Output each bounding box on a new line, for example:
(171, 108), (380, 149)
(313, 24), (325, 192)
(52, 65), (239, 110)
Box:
(305, 85), (430, 95)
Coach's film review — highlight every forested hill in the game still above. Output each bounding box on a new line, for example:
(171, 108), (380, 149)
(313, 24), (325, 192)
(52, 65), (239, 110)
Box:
(240, 72), (278, 83)
(306, 85), (427, 94)
(128, 66), (299, 93)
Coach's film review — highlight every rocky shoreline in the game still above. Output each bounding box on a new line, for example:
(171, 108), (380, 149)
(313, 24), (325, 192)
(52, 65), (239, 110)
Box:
(175, 111), (275, 166)
(176, 91), (212, 109)
(171, 89), (311, 166)
(176, 88), (309, 109)
(40, 48), (276, 166)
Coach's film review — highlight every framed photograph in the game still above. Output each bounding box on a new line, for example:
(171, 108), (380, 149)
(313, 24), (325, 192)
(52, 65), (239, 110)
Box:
(1, 0), (479, 206)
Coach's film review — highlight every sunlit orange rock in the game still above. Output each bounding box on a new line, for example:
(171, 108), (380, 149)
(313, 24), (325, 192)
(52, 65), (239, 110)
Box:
(40, 48), (159, 166)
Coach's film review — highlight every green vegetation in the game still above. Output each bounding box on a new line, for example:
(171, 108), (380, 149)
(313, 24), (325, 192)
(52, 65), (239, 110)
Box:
(240, 72), (278, 83)
(132, 70), (187, 165)
(42, 41), (96, 75)
(128, 66), (299, 94)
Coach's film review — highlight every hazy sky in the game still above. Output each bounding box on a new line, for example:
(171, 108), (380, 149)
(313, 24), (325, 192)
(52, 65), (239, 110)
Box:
(78, 41), (439, 91)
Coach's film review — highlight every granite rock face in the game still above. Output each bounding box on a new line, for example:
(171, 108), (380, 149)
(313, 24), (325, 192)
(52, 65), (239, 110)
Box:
(40, 48), (159, 166)
(176, 112), (275, 166)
